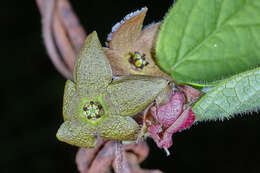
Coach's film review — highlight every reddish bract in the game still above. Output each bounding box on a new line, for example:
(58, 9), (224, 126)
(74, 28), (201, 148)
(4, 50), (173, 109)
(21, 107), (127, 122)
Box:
(147, 91), (195, 149)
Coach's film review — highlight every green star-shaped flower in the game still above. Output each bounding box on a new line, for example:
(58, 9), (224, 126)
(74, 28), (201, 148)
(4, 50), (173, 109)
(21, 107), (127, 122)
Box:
(56, 31), (169, 148)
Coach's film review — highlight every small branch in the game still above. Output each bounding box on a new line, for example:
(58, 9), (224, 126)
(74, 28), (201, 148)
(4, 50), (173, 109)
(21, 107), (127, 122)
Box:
(87, 141), (116, 173)
(124, 141), (149, 163)
(56, 0), (86, 52)
(115, 141), (124, 173)
(36, 0), (73, 79)
(76, 140), (162, 173)
(53, 12), (75, 72)
(36, 0), (86, 80)
(76, 138), (106, 172)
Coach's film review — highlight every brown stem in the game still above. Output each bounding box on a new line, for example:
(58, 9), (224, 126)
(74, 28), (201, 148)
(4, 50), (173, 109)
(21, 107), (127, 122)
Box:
(76, 138), (106, 172)
(56, 0), (86, 53)
(53, 11), (75, 72)
(87, 141), (116, 173)
(36, 0), (86, 80)
(114, 141), (125, 173)
(124, 142), (149, 163)
(76, 140), (162, 173)
(36, 0), (73, 79)
(124, 153), (163, 173)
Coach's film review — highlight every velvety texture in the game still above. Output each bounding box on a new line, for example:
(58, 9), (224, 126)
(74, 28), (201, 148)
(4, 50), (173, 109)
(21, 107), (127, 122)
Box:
(57, 32), (170, 148)
(193, 67), (260, 121)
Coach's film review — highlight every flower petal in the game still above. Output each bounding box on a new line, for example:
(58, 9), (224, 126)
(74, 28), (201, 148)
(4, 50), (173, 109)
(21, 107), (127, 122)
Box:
(158, 107), (195, 148)
(105, 75), (169, 116)
(165, 107), (195, 134)
(56, 120), (97, 148)
(63, 80), (78, 120)
(99, 116), (139, 141)
(151, 91), (185, 127)
(135, 23), (160, 53)
(74, 31), (112, 97)
(105, 22), (172, 80)
(103, 48), (129, 76)
(107, 7), (147, 52)
(133, 23), (172, 79)
(147, 123), (162, 145)
(177, 84), (201, 104)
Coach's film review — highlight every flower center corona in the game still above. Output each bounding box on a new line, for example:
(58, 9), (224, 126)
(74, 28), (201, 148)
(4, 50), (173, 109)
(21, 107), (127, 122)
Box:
(129, 51), (149, 70)
(83, 101), (103, 120)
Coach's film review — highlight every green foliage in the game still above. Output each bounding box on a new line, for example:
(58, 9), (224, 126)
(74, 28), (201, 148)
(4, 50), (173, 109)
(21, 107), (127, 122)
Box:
(193, 67), (260, 121)
(156, 0), (260, 86)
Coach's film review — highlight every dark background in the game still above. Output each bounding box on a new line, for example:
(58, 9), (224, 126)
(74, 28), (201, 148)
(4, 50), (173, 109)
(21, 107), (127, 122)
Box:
(1, 0), (260, 173)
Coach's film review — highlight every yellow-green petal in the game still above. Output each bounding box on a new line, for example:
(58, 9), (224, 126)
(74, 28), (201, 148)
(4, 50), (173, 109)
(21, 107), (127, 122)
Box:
(63, 80), (77, 121)
(56, 120), (97, 148)
(99, 116), (139, 141)
(105, 75), (169, 116)
(74, 31), (112, 97)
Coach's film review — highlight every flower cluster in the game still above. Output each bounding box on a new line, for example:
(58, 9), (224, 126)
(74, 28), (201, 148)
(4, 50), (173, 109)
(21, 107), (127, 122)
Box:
(56, 32), (170, 148)
(57, 8), (198, 151)
(104, 7), (198, 151)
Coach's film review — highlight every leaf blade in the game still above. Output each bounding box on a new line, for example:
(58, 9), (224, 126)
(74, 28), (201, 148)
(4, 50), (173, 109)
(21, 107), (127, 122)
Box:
(193, 67), (260, 121)
(156, 0), (260, 85)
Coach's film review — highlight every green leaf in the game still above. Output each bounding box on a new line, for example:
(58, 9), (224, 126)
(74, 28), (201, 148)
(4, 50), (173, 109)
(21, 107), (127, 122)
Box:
(156, 0), (260, 86)
(193, 67), (260, 121)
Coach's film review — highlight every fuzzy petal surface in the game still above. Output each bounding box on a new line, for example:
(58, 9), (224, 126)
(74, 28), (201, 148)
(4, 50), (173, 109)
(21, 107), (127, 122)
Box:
(56, 120), (97, 148)
(133, 23), (171, 79)
(74, 31), (112, 97)
(99, 116), (139, 141)
(108, 7), (147, 52)
(105, 75), (169, 116)
(147, 91), (195, 149)
(151, 91), (185, 127)
(105, 8), (171, 79)
(63, 80), (77, 120)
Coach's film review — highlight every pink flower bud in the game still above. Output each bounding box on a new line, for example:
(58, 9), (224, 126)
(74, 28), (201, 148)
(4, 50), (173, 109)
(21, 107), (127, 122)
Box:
(147, 91), (195, 150)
